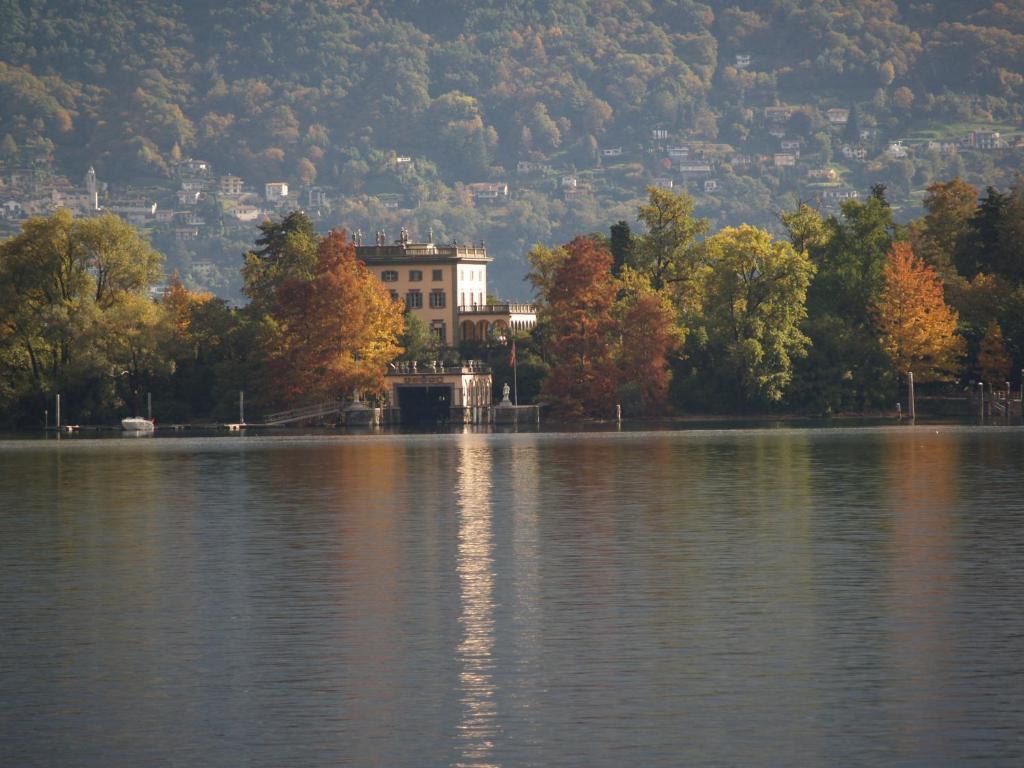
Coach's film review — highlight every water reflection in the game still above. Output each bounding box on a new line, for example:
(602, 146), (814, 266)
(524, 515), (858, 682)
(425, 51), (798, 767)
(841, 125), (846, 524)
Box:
(884, 431), (960, 762)
(2, 430), (1023, 766)
(454, 436), (498, 767)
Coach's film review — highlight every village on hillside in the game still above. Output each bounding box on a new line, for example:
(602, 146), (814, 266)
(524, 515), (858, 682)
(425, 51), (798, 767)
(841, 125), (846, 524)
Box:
(2, 93), (1020, 300)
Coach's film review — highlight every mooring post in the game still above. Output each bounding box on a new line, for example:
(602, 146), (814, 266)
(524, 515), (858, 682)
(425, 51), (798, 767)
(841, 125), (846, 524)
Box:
(616, 404), (622, 423)
(147, 391), (152, 421)
(907, 372), (915, 422)
(979, 381), (985, 421)
(56, 393), (61, 432)
(897, 402), (902, 421)
(240, 390), (245, 424)
(1006, 382), (1012, 425)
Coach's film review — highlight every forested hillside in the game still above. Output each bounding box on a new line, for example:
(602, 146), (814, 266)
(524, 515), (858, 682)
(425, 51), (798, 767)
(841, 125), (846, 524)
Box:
(2, 0), (1023, 297)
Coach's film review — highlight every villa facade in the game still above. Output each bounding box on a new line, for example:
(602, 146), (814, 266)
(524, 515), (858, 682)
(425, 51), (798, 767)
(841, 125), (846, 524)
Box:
(355, 233), (536, 347)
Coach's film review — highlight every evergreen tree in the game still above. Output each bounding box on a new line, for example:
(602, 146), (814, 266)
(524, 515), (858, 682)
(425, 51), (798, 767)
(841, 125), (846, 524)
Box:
(609, 220), (633, 277)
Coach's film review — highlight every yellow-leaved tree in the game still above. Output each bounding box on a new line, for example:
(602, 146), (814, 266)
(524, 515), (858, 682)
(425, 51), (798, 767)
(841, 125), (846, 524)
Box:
(873, 242), (964, 381)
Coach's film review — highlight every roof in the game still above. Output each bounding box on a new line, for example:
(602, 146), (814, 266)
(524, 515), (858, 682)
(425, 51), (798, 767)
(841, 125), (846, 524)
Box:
(356, 241), (491, 265)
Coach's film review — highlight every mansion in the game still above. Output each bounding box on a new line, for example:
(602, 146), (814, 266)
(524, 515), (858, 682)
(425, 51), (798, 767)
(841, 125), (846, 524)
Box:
(356, 231), (536, 347)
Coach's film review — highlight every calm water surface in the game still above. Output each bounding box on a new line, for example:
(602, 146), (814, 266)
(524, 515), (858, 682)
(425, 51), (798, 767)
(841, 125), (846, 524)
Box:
(1, 427), (1022, 767)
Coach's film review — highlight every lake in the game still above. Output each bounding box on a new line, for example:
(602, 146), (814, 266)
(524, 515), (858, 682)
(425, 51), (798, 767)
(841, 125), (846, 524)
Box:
(1, 426), (1022, 767)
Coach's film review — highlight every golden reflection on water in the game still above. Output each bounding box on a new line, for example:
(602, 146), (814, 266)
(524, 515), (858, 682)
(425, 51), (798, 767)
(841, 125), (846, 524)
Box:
(884, 431), (959, 752)
(454, 437), (499, 768)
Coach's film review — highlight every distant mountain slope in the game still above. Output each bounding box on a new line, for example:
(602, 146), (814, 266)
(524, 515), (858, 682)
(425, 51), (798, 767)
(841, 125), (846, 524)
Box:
(2, 0), (1022, 185)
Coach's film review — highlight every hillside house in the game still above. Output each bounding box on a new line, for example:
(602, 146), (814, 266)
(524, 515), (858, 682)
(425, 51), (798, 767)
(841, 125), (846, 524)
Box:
(376, 193), (402, 209)
(264, 182), (288, 201)
(563, 185), (590, 202)
(822, 187), (859, 202)
(601, 147), (623, 158)
(651, 128), (670, 141)
(764, 107), (794, 124)
(965, 131), (1003, 149)
(885, 141), (908, 158)
(677, 162), (713, 179)
(807, 168), (838, 182)
(516, 160), (550, 174)
(175, 158), (210, 177)
(219, 175), (244, 196)
(703, 179), (718, 193)
(466, 182), (509, 204)
(177, 189), (201, 206)
(735, 54), (752, 69)
(826, 109), (849, 125)
(841, 145), (868, 161)
(105, 200), (157, 224)
(927, 140), (958, 154)
(192, 260), (218, 279)
(231, 205), (261, 222)
(181, 179), (209, 194)
(308, 187), (329, 208)
(773, 153), (797, 168)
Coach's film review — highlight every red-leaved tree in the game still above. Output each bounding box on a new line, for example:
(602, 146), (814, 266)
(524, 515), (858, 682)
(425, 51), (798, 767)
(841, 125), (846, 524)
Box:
(535, 236), (619, 417)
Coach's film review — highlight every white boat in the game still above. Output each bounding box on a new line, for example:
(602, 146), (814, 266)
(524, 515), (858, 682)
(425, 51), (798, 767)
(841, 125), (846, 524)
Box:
(121, 417), (156, 433)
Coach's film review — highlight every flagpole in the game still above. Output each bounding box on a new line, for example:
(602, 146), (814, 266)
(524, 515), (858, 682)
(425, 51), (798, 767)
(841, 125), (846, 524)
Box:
(512, 337), (519, 406)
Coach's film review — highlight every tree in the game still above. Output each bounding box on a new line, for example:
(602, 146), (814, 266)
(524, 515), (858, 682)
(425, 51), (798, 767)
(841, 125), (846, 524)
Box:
(780, 202), (895, 414)
(916, 177), (978, 280)
(614, 269), (681, 414)
(977, 321), (1012, 386)
(873, 243), (964, 382)
(609, 220), (633, 277)
(95, 293), (173, 417)
(808, 195), (895, 323)
(634, 187), (708, 292)
(241, 210), (318, 309)
(0, 211), (164, 420)
(398, 312), (439, 364)
(700, 225), (815, 404)
(780, 203), (829, 257)
(958, 186), (1007, 278)
(269, 230), (403, 403)
(530, 236), (618, 417)
(75, 213), (162, 307)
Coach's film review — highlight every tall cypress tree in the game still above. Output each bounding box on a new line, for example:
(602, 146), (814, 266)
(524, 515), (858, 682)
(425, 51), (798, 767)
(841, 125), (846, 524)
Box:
(610, 220), (633, 276)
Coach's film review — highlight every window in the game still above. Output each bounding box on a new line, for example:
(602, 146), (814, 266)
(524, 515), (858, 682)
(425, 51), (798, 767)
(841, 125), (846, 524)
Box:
(409, 269), (423, 282)
(389, 290), (399, 302)
(430, 290), (446, 309)
(381, 270), (398, 282)
(431, 321), (446, 344)
(405, 291), (422, 309)
(432, 269), (443, 281)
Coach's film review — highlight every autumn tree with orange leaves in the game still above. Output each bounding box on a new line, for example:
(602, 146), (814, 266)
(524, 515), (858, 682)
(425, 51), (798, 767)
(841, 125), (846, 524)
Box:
(529, 236), (619, 417)
(270, 230), (403, 403)
(614, 269), (682, 414)
(873, 242), (964, 382)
